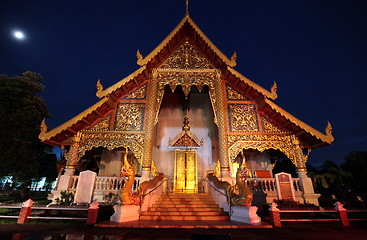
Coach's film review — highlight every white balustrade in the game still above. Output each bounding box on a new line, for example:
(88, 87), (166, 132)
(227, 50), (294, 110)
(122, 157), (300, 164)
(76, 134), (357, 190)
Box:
(68, 176), (142, 192)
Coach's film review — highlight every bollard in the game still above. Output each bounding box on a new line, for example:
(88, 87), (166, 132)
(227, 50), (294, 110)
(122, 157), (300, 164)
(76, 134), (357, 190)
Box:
(334, 201), (349, 227)
(17, 199), (35, 224)
(269, 201), (282, 227)
(87, 201), (99, 224)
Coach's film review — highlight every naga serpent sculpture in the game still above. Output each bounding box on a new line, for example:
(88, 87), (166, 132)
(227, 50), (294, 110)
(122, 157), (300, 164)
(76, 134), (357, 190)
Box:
(119, 148), (164, 205)
(207, 164), (253, 207)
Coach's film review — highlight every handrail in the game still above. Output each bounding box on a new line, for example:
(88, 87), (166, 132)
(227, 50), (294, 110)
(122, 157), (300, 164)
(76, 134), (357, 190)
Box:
(202, 179), (234, 216)
(201, 179), (227, 197)
(138, 179), (167, 216)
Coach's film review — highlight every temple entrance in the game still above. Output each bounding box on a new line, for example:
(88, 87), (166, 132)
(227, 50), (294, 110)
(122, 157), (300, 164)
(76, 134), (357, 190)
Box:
(174, 149), (198, 193)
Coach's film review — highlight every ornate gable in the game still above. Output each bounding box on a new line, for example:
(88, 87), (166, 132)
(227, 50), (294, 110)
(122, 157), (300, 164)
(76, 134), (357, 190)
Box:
(169, 131), (203, 148)
(160, 41), (214, 69)
(88, 114), (111, 131)
(123, 84), (147, 100)
(226, 84), (248, 100)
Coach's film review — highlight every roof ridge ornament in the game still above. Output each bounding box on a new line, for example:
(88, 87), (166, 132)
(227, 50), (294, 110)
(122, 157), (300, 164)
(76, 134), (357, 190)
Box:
(270, 81), (278, 100)
(136, 49), (145, 66)
(186, 0), (189, 16)
(96, 79), (104, 99)
(39, 119), (49, 141)
(325, 121), (334, 140)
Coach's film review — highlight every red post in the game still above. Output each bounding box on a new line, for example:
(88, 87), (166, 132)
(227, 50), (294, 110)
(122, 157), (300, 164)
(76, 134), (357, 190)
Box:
(17, 199), (34, 224)
(87, 201), (99, 224)
(334, 201), (349, 227)
(269, 202), (282, 227)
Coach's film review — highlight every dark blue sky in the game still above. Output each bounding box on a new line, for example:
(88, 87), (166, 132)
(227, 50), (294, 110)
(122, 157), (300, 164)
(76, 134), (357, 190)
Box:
(1, 0), (366, 166)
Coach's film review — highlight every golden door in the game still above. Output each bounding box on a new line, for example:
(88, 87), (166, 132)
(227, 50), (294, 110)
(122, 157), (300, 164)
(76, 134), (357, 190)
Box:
(174, 149), (198, 193)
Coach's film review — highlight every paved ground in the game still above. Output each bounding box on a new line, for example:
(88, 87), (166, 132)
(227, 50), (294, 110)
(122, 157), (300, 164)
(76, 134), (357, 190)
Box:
(1, 222), (367, 240)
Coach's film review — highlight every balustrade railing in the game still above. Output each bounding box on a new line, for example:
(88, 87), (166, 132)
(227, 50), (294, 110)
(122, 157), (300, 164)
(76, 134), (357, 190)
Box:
(245, 178), (301, 193)
(67, 175), (300, 195)
(67, 176), (141, 192)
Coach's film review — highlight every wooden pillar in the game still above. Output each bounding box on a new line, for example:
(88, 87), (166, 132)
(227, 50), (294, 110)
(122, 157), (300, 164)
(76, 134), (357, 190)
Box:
(141, 71), (159, 181)
(57, 132), (81, 190)
(214, 71), (231, 180)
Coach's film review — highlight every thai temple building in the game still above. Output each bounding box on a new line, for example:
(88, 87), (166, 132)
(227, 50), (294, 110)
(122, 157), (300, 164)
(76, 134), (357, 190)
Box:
(39, 7), (333, 223)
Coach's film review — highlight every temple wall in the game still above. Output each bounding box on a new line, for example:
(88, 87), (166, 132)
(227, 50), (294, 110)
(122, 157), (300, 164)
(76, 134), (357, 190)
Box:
(98, 150), (122, 177)
(154, 92), (218, 180)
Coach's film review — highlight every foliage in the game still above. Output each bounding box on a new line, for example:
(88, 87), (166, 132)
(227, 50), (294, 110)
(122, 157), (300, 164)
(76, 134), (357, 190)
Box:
(102, 192), (119, 205)
(342, 152), (367, 195)
(55, 191), (75, 206)
(0, 72), (56, 191)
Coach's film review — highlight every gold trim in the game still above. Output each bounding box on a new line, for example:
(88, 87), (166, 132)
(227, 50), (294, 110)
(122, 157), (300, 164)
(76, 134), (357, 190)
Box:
(227, 67), (277, 100)
(96, 66), (146, 98)
(39, 98), (109, 142)
(264, 98), (334, 144)
(136, 15), (236, 67)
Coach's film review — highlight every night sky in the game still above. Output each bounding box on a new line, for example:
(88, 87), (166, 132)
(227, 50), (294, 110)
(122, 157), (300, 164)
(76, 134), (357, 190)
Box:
(1, 0), (366, 166)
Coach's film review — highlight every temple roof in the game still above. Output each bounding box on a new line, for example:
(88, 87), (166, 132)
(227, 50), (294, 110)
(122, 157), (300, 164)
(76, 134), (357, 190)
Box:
(39, 13), (333, 149)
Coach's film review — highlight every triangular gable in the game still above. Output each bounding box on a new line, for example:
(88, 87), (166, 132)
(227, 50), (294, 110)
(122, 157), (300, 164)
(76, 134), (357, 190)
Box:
(159, 40), (214, 69)
(169, 131), (203, 148)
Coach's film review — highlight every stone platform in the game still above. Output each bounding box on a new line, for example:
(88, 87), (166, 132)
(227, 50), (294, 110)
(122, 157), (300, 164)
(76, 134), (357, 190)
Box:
(95, 220), (272, 229)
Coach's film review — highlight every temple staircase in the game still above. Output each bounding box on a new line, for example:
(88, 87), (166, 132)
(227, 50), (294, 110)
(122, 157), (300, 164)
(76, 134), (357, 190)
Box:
(140, 193), (230, 221)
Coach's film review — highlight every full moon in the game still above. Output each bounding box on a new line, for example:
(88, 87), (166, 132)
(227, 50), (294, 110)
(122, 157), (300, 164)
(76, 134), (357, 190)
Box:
(13, 31), (25, 40)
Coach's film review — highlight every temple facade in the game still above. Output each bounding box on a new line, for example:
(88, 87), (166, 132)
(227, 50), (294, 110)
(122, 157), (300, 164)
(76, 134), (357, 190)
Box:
(40, 13), (333, 208)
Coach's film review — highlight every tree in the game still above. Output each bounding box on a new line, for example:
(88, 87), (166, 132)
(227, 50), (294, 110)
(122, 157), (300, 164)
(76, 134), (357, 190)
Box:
(342, 152), (367, 195)
(0, 72), (51, 192)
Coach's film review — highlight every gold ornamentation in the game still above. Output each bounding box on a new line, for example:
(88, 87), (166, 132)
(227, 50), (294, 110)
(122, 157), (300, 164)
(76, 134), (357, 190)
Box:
(264, 98), (334, 144)
(64, 132), (82, 167)
(271, 81), (278, 99)
(325, 121), (333, 140)
(228, 104), (259, 132)
(230, 52), (237, 64)
(261, 116), (283, 133)
(39, 119), (49, 141)
(169, 108), (203, 147)
(227, 134), (296, 165)
(136, 50), (144, 66)
(207, 165), (252, 207)
(160, 41), (214, 69)
(96, 79), (104, 99)
(78, 131), (144, 163)
(153, 69), (220, 124)
(124, 84), (147, 100)
(119, 147), (164, 205)
(115, 103), (145, 131)
(88, 115), (111, 131)
(226, 85), (247, 100)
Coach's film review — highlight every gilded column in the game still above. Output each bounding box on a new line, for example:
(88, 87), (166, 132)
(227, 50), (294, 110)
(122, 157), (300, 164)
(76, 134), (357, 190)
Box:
(292, 136), (320, 205)
(64, 131), (82, 175)
(214, 71), (231, 180)
(141, 70), (159, 182)
(57, 132), (81, 191)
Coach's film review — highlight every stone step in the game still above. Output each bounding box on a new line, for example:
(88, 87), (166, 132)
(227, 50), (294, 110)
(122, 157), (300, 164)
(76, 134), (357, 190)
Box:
(148, 207), (224, 212)
(154, 200), (216, 204)
(139, 215), (230, 221)
(151, 203), (219, 208)
(141, 211), (224, 216)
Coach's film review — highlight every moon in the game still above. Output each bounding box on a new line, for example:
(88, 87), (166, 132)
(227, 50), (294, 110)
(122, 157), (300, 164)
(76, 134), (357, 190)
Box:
(13, 30), (25, 40)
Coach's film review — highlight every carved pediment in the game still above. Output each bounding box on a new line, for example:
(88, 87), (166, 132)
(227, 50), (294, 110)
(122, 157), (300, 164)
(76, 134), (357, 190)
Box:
(169, 131), (203, 148)
(159, 41), (214, 69)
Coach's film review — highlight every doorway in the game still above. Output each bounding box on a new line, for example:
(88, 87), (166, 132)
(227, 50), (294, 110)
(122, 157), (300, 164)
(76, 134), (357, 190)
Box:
(174, 149), (198, 193)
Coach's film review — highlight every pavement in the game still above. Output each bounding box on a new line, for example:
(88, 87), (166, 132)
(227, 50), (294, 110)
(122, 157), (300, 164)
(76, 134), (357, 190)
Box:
(1, 222), (367, 240)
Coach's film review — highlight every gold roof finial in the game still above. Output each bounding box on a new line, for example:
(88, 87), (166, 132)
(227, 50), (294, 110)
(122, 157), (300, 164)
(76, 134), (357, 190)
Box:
(186, 0), (189, 16)
(182, 108), (190, 132)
